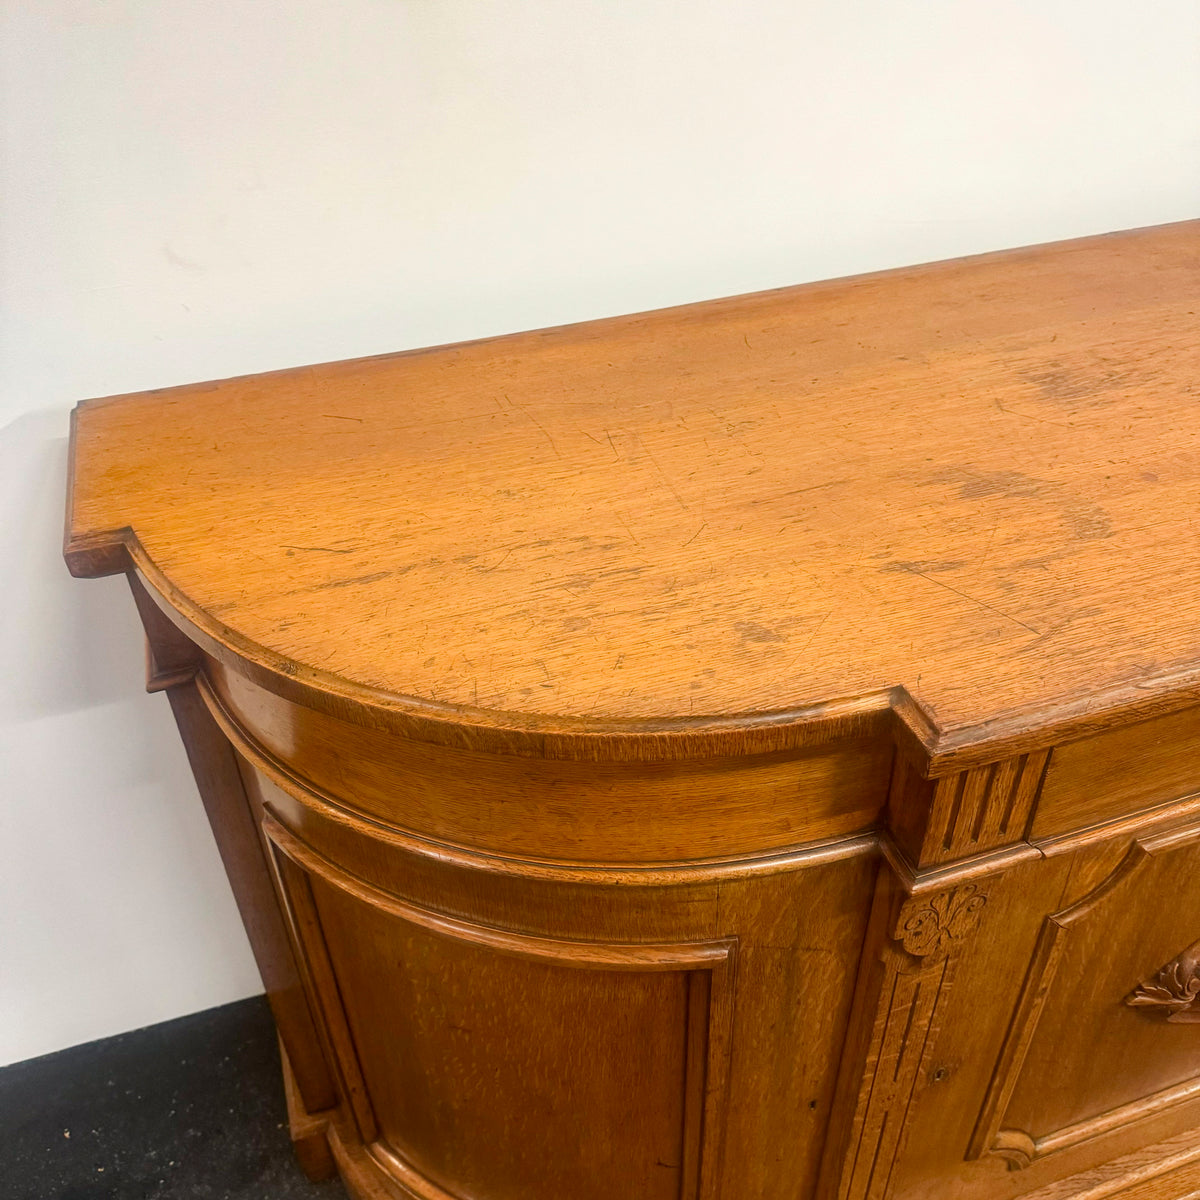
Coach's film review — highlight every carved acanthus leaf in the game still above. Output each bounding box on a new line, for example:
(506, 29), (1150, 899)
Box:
(1127, 941), (1200, 1022)
(896, 882), (988, 962)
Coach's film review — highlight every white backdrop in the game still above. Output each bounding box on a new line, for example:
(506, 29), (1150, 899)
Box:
(2, 0), (1197, 1066)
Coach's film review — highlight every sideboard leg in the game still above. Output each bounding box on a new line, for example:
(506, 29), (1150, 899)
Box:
(280, 1038), (337, 1181)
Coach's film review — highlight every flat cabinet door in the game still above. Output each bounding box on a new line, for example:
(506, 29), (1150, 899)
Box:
(266, 817), (735, 1200)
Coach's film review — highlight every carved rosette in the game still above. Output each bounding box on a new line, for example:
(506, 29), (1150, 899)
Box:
(896, 883), (989, 963)
(1127, 940), (1200, 1022)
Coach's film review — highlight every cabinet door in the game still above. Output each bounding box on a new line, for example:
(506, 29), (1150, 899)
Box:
(973, 824), (1200, 1170)
(265, 816), (735, 1200)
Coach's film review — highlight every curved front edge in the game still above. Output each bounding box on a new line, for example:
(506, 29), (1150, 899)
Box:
(202, 652), (894, 869)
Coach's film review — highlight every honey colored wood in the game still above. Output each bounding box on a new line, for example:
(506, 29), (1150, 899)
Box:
(1014, 1127), (1200, 1200)
(65, 223), (1200, 1200)
(974, 826), (1200, 1169)
(66, 220), (1200, 771)
(280, 1040), (336, 1183)
(159, 673), (337, 1117)
(206, 653), (892, 865)
(1033, 707), (1200, 840)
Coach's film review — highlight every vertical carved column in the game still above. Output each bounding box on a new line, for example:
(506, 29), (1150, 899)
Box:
(819, 741), (1049, 1198)
(819, 872), (989, 1200)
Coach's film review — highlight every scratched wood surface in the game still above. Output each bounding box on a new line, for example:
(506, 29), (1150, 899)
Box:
(66, 227), (1200, 1200)
(66, 221), (1200, 760)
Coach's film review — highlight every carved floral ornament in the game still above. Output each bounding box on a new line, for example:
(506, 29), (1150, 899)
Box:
(1127, 940), (1200, 1022)
(896, 882), (988, 962)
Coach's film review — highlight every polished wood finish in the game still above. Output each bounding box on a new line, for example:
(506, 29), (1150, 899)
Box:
(66, 222), (1200, 1199)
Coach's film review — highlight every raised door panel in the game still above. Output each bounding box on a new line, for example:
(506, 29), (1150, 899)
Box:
(264, 816), (735, 1200)
(973, 824), (1200, 1169)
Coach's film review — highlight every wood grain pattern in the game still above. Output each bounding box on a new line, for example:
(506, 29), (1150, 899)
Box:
(65, 223), (1200, 1200)
(889, 749), (1050, 867)
(1034, 707), (1200, 839)
(206, 652), (893, 864)
(972, 824), (1200, 1170)
(1014, 1127), (1200, 1200)
(819, 873), (992, 1200)
(66, 221), (1200, 771)
(161, 678), (337, 1116)
(265, 813), (736, 1200)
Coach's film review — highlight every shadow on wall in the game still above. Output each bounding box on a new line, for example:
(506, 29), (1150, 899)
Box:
(0, 409), (140, 721)
(0, 409), (262, 1067)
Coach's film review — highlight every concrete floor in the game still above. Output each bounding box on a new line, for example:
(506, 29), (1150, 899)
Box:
(0, 996), (345, 1200)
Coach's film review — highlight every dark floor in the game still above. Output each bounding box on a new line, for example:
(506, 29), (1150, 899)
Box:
(0, 996), (346, 1200)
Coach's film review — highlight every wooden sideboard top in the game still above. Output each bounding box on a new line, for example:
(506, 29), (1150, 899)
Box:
(66, 221), (1200, 766)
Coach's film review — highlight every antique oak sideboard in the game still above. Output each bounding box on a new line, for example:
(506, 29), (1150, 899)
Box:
(66, 222), (1200, 1200)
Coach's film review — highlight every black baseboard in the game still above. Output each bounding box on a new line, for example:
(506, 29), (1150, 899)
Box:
(0, 996), (345, 1200)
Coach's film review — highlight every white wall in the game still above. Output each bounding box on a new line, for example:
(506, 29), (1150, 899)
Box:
(2, 0), (1197, 1066)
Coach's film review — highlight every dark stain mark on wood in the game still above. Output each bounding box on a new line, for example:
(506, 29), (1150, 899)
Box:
(1022, 360), (1140, 404)
(734, 621), (786, 644)
(929, 468), (1112, 542)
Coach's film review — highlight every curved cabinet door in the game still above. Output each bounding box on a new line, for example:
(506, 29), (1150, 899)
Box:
(265, 817), (736, 1200)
